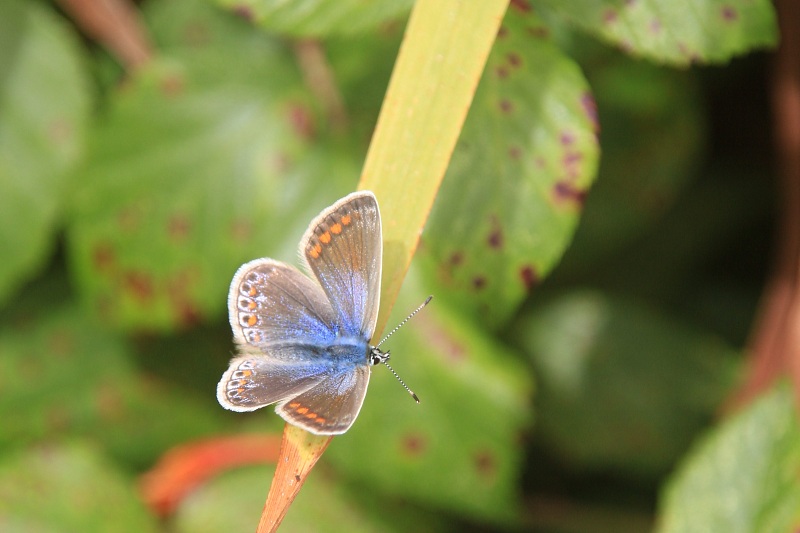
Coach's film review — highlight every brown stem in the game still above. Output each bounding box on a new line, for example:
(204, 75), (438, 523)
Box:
(293, 40), (348, 133)
(56, 0), (153, 70)
(257, 425), (331, 533)
(774, 0), (800, 407)
(729, 0), (800, 409)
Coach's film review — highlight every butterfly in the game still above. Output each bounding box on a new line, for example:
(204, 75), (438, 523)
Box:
(217, 191), (421, 435)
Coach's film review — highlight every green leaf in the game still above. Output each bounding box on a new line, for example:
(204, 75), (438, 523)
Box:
(657, 383), (800, 532)
(516, 291), (739, 476)
(420, 10), (599, 328)
(0, 300), (135, 452)
(214, 0), (414, 37)
(0, 276), (229, 467)
(146, 0), (314, 88)
(0, 442), (158, 532)
(0, 0), (89, 305)
(325, 275), (533, 524)
(536, 0), (778, 66)
(67, 0), (357, 331)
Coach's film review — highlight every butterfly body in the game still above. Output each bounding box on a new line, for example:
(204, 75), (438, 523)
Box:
(217, 191), (385, 435)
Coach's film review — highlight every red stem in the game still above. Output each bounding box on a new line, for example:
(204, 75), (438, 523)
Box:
(730, 0), (800, 409)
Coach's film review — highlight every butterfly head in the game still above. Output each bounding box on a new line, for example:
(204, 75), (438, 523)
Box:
(368, 346), (390, 366)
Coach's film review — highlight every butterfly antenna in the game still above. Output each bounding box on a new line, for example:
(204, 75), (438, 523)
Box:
(372, 295), (432, 404)
(376, 295), (433, 348)
(382, 359), (420, 403)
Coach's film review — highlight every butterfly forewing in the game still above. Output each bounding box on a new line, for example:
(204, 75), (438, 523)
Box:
(301, 191), (382, 340)
(228, 258), (337, 351)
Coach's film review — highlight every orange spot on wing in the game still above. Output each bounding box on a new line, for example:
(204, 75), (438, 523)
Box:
(341, 214), (351, 225)
(288, 402), (300, 408)
(296, 407), (309, 414)
(319, 232), (331, 244)
(247, 300), (256, 310)
(330, 222), (342, 234)
(245, 315), (257, 327)
(305, 412), (317, 419)
(241, 370), (252, 377)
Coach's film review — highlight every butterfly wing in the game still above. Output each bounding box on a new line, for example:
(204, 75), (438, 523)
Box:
(300, 191), (382, 341)
(217, 354), (330, 412)
(219, 258), (338, 411)
(277, 365), (370, 435)
(227, 258), (337, 351)
(220, 192), (381, 432)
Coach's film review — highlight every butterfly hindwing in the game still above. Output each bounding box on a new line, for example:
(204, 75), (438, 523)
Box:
(217, 353), (331, 412)
(277, 365), (370, 435)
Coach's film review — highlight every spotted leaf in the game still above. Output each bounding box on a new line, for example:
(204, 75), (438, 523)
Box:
(66, 0), (356, 331)
(535, 0), (777, 66)
(420, 9), (599, 328)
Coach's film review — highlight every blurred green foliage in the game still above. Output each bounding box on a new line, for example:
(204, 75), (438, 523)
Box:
(657, 383), (800, 532)
(0, 0), (791, 531)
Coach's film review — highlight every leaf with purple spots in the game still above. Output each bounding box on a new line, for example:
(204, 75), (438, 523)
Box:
(66, 0), (357, 331)
(420, 9), (599, 328)
(214, 0), (414, 37)
(537, 0), (777, 66)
